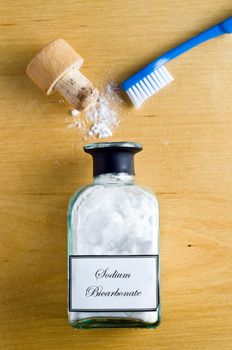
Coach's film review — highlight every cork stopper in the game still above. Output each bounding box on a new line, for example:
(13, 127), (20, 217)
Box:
(26, 38), (97, 110)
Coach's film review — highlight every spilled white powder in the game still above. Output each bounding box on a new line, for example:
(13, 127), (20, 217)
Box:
(69, 173), (159, 325)
(70, 109), (80, 117)
(68, 84), (122, 139)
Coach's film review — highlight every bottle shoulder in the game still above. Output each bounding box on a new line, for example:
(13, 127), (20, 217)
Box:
(68, 182), (158, 217)
(133, 183), (158, 201)
(68, 184), (92, 213)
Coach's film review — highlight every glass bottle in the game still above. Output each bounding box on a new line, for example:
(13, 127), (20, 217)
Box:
(68, 142), (160, 329)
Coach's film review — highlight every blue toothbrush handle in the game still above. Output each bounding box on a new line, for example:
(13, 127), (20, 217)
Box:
(146, 17), (232, 71)
(121, 17), (232, 92)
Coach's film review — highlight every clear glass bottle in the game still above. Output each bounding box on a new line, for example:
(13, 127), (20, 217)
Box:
(68, 142), (160, 329)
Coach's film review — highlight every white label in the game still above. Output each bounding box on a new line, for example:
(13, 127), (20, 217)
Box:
(69, 255), (159, 312)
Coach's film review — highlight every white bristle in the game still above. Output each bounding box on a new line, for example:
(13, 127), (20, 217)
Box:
(126, 66), (174, 108)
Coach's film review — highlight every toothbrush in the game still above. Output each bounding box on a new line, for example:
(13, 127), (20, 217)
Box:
(121, 17), (232, 108)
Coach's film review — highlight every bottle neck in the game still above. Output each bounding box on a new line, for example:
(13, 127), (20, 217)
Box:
(93, 172), (134, 185)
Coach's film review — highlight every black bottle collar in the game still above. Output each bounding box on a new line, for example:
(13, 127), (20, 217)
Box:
(84, 142), (143, 177)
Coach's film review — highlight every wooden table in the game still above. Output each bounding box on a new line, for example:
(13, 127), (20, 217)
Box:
(1, 1), (232, 349)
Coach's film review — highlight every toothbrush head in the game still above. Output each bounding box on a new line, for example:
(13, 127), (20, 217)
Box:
(121, 65), (174, 109)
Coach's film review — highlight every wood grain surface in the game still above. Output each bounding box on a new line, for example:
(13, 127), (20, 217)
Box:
(0, 1), (232, 349)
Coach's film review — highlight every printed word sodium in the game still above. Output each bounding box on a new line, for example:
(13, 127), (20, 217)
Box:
(95, 268), (131, 280)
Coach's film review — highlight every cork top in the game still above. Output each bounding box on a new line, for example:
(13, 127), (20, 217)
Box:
(26, 39), (84, 94)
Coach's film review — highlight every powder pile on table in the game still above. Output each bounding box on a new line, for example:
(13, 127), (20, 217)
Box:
(69, 84), (123, 139)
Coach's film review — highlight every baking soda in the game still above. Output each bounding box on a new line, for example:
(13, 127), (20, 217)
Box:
(69, 173), (159, 324)
(68, 84), (122, 139)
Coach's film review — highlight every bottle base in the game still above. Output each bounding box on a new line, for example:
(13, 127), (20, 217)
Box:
(69, 316), (161, 329)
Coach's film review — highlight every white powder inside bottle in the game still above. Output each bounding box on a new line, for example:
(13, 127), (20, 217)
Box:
(68, 84), (123, 139)
(69, 173), (159, 325)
